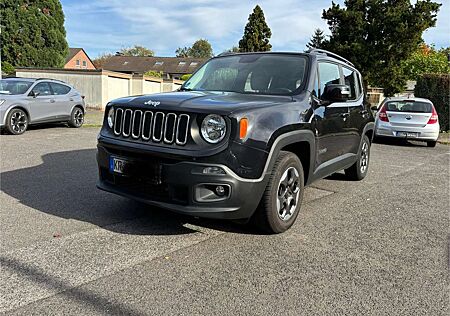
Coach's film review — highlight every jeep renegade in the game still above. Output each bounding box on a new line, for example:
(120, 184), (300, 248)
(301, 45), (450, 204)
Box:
(97, 49), (375, 233)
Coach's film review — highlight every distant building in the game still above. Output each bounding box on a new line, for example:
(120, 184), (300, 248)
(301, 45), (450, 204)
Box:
(101, 56), (207, 79)
(64, 48), (96, 70)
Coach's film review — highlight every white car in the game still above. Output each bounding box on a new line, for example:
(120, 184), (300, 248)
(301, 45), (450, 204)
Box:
(373, 97), (440, 147)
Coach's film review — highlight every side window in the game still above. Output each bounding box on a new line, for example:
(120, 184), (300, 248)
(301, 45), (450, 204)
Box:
(357, 73), (364, 96)
(318, 62), (341, 99)
(342, 67), (357, 100)
(50, 83), (71, 95)
(32, 82), (52, 96)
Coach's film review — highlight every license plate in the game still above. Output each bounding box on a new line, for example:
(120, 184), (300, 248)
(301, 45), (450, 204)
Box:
(397, 131), (419, 138)
(110, 157), (129, 174)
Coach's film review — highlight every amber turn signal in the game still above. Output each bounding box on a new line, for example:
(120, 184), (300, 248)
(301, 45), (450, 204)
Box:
(239, 118), (248, 139)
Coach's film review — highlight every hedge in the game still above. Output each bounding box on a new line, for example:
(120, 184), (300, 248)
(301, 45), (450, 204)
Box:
(415, 73), (450, 131)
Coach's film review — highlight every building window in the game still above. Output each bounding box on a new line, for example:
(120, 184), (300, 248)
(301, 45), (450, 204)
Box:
(82, 60), (87, 68)
(178, 61), (186, 66)
(189, 62), (198, 67)
(154, 61), (164, 66)
(76, 59), (80, 67)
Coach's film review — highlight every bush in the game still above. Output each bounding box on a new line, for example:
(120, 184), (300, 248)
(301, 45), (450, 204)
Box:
(180, 74), (192, 81)
(1, 61), (15, 75)
(415, 74), (450, 131)
(144, 70), (163, 78)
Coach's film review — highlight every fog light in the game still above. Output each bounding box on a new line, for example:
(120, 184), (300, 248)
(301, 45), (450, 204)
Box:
(215, 185), (225, 196)
(202, 166), (225, 175)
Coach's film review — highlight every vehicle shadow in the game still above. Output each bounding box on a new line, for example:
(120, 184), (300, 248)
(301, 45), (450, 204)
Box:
(0, 149), (259, 236)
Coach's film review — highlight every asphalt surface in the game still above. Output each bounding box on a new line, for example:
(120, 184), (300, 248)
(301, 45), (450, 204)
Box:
(0, 126), (448, 315)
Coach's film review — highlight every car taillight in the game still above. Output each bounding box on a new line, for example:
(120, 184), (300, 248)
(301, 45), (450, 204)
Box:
(378, 104), (389, 122)
(427, 105), (438, 124)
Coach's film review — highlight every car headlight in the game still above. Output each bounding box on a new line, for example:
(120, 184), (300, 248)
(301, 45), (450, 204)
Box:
(107, 107), (114, 128)
(200, 114), (226, 144)
(0, 100), (5, 106)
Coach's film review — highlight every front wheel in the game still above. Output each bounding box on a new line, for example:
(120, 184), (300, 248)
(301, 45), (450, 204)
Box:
(6, 108), (28, 135)
(252, 151), (304, 234)
(345, 135), (371, 181)
(69, 107), (84, 128)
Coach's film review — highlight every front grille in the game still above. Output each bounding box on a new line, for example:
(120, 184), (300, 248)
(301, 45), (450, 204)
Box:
(113, 107), (190, 145)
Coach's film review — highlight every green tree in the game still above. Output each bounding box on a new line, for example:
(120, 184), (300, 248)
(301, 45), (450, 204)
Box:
(224, 46), (240, 53)
(176, 39), (213, 58)
(321, 0), (441, 96)
(144, 70), (163, 78)
(119, 45), (154, 57)
(306, 29), (326, 49)
(402, 45), (450, 80)
(1, 0), (69, 68)
(238, 5), (272, 52)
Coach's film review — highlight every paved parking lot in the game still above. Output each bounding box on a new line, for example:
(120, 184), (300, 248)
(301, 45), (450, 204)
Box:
(0, 126), (448, 315)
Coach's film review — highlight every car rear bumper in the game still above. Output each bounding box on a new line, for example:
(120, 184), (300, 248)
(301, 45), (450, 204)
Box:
(96, 142), (267, 220)
(375, 121), (439, 141)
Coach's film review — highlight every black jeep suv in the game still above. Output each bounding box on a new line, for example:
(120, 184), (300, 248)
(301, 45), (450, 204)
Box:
(97, 49), (374, 233)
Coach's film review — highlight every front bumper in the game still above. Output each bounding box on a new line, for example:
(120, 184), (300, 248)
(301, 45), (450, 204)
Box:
(375, 121), (439, 141)
(97, 142), (268, 220)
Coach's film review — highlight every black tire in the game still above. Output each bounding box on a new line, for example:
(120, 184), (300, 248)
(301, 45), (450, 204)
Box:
(252, 151), (304, 234)
(427, 141), (437, 148)
(345, 135), (370, 181)
(69, 106), (84, 128)
(5, 108), (28, 135)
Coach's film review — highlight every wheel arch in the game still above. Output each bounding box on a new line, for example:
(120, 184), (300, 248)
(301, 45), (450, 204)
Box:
(4, 105), (31, 123)
(70, 104), (85, 114)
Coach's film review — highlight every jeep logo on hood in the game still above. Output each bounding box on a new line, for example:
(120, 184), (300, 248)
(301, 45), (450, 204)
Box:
(144, 100), (161, 107)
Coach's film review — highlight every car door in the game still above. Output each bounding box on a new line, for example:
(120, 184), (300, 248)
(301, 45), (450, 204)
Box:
(27, 82), (57, 122)
(313, 61), (350, 167)
(49, 82), (73, 118)
(342, 67), (367, 154)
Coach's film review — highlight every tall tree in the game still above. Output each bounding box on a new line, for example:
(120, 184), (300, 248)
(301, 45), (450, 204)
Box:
(176, 39), (213, 58)
(321, 0), (441, 96)
(306, 29), (326, 49)
(1, 0), (69, 68)
(238, 5), (272, 52)
(119, 45), (154, 57)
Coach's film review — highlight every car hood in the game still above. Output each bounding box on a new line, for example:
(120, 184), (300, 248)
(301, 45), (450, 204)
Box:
(110, 91), (297, 115)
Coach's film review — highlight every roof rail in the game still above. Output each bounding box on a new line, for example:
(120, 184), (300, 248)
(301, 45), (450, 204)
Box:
(307, 48), (354, 67)
(35, 78), (66, 83)
(217, 51), (238, 57)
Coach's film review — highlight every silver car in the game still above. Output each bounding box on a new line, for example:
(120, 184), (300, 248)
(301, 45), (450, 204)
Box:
(373, 97), (440, 147)
(0, 78), (85, 135)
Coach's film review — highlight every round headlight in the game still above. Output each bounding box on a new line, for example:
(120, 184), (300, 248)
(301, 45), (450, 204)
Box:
(107, 107), (114, 128)
(201, 114), (226, 144)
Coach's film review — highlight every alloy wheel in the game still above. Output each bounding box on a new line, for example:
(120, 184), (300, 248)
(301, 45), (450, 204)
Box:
(360, 141), (369, 174)
(74, 108), (84, 126)
(10, 111), (27, 134)
(276, 166), (301, 221)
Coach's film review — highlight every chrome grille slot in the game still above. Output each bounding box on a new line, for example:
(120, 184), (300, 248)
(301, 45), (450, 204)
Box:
(111, 107), (190, 146)
(163, 113), (177, 144)
(114, 108), (123, 135)
(122, 109), (133, 137)
(176, 114), (190, 145)
(152, 112), (165, 142)
(131, 110), (143, 138)
(141, 111), (153, 140)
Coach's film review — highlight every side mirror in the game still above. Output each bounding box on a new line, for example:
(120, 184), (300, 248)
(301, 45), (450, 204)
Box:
(29, 91), (40, 98)
(322, 84), (350, 103)
(370, 105), (378, 111)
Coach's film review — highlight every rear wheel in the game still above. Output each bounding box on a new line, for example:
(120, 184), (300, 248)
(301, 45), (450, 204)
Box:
(252, 151), (304, 234)
(427, 141), (437, 148)
(345, 135), (370, 181)
(6, 108), (28, 135)
(69, 107), (84, 128)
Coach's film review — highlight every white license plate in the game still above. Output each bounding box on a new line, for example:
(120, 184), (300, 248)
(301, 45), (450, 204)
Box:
(110, 157), (128, 174)
(397, 131), (419, 138)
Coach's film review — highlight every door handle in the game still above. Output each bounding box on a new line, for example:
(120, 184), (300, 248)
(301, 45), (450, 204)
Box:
(50, 99), (56, 103)
(340, 113), (350, 118)
(360, 110), (368, 115)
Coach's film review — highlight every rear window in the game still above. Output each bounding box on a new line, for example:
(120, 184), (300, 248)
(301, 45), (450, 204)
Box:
(385, 101), (432, 113)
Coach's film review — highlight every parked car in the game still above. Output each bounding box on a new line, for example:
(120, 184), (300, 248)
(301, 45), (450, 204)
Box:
(372, 97), (439, 147)
(97, 49), (375, 233)
(0, 77), (85, 135)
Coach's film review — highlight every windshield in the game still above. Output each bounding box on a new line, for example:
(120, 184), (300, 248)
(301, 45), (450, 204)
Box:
(0, 80), (33, 95)
(182, 54), (308, 95)
(385, 101), (432, 113)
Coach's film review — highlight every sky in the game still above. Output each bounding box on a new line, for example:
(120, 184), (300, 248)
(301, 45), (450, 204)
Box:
(60, 0), (449, 59)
